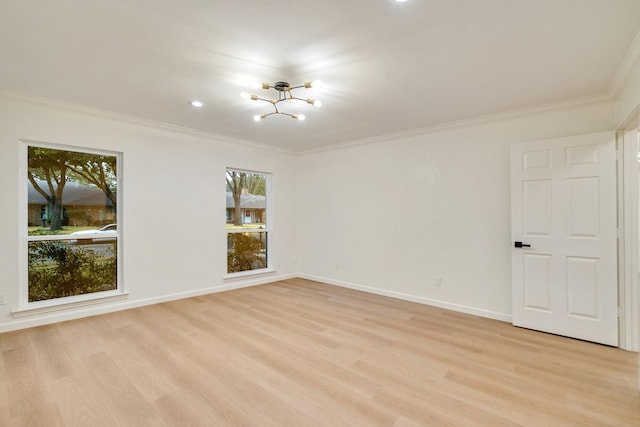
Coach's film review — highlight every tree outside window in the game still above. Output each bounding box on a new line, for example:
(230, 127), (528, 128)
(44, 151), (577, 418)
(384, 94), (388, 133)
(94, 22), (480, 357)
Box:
(226, 169), (269, 274)
(26, 145), (120, 303)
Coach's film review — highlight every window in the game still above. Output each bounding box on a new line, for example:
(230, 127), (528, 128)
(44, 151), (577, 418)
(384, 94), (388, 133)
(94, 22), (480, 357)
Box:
(24, 143), (121, 304)
(226, 169), (270, 274)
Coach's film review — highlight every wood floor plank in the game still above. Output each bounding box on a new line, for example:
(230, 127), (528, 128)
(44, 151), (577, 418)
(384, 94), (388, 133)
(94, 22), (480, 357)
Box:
(47, 375), (120, 427)
(0, 278), (638, 426)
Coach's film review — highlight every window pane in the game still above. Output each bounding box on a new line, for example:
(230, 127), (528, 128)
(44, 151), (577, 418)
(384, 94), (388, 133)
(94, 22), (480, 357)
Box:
(227, 232), (267, 273)
(28, 240), (117, 302)
(26, 145), (120, 304)
(28, 147), (117, 236)
(225, 171), (266, 229)
(226, 169), (269, 274)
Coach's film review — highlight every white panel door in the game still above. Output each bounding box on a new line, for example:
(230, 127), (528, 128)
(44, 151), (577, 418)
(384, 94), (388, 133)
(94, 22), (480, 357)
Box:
(511, 132), (618, 346)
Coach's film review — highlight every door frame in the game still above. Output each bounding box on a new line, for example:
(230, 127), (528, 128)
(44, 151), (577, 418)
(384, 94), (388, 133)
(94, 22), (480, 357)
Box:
(617, 105), (640, 352)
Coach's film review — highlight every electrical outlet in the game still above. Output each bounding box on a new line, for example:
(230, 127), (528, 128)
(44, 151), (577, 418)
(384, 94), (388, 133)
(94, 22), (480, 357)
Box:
(434, 276), (442, 287)
(0, 292), (6, 305)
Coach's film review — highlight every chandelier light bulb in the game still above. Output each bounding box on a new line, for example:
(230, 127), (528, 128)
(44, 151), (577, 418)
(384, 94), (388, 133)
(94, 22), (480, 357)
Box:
(242, 79), (321, 122)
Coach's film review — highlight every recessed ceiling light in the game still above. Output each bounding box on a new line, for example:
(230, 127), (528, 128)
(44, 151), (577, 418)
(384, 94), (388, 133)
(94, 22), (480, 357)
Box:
(394, 0), (408, 3)
(191, 100), (204, 108)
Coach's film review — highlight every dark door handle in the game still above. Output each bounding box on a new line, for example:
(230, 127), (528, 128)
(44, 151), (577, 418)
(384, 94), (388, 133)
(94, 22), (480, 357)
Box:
(514, 241), (531, 248)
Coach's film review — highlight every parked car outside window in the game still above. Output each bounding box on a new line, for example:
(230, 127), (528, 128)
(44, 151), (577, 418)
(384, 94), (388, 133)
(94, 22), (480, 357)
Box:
(70, 223), (117, 244)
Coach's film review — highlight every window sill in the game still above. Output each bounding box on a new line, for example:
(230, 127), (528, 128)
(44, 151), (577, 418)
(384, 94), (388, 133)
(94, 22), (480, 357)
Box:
(224, 268), (276, 281)
(11, 291), (130, 318)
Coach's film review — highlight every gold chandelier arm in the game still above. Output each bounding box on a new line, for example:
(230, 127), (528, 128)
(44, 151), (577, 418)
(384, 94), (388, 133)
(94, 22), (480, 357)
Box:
(288, 96), (322, 107)
(253, 96), (275, 104)
(244, 80), (320, 121)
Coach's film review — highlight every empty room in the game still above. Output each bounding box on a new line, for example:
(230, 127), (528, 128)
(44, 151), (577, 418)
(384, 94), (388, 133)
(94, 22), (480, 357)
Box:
(1, 1), (639, 425)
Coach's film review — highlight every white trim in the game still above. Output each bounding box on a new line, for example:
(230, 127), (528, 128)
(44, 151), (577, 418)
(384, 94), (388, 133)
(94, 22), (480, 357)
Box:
(1, 92), (294, 155)
(0, 90), (613, 158)
(2, 272), (515, 333)
(0, 86), (615, 158)
(26, 233), (117, 242)
(1, 273), (297, 334)
(225, 168), (272, 275)
(618, 115), (640, 352)
(617, 105), (640, 131)
(21, 138), (122, 157)
(611, 30), (640, 100)
(297, 96), (612, 156)
(20, 141), (123, 307)
(226, 229), (267, 235)
(298, 274), (512, 323)
(224, 268), (276, 280)
(18, 142), (28, 305)
(12, 291), (129, 318)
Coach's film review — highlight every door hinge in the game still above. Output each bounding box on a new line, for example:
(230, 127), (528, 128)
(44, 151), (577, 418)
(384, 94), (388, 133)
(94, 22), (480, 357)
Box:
(616, 150), (622, 161)
(617, 229), (623, 240)
(617, 307), (624, 318)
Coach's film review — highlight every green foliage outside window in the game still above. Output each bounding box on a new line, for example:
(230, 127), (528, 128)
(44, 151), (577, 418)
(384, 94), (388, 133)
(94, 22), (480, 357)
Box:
(28, 241), (117, 302)
(227, 233), (267, 273)
(26, 145), (119, 303)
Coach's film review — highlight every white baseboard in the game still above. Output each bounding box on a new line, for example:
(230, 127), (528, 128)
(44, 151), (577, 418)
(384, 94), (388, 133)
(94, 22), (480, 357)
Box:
(298, 274), (513, 323)
(0, 272), (297, 333)
(0, 272), (511, 333)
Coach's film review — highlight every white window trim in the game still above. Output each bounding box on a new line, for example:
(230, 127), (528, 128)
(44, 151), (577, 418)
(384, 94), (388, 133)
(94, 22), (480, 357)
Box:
(223, 268), (276, 280)
(18, 139), (126, 312)
(224, 167), (273, 278)
(11, 290), (130, 318)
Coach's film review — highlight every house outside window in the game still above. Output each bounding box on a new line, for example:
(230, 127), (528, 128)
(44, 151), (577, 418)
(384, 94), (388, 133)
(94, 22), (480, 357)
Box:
(226, 169), (270, 274)
(24, 143), (121, 305)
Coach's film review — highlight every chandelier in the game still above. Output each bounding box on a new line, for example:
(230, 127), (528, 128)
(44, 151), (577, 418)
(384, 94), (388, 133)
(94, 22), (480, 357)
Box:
(241, 80), (322, 122)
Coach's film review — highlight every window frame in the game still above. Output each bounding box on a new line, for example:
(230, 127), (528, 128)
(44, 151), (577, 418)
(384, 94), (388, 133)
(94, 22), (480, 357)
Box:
(16, 140), (125, 314)
(224, 167), (273, 279)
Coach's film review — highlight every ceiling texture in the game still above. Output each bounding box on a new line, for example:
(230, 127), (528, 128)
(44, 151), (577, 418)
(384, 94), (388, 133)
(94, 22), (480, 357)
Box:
(1, 0), (640, 153)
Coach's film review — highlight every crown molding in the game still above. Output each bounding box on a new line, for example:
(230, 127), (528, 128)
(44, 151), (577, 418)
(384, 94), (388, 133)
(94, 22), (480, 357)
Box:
(297, 95), (612, 156)
(611, 29), (640, 100)
(0, 92), (295, 156)
(0, 88), (618, 158)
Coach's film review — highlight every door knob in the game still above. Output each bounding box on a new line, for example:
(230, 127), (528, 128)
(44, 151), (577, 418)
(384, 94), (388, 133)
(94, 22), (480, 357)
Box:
(514, 241), (531, 248)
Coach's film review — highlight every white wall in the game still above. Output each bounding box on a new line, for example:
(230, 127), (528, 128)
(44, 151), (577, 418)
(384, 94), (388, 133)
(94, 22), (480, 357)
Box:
(0, 95), (297, 332)
(295, 101), (615, 320)
(0, 88), (632, 332)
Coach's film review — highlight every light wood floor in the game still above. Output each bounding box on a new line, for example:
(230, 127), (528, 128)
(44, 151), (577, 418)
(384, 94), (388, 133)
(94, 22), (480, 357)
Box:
(0, 278), (638, 426)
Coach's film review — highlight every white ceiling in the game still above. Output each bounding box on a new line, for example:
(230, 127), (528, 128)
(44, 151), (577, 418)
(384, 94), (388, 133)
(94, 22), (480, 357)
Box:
(1, 0), (639, 153)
